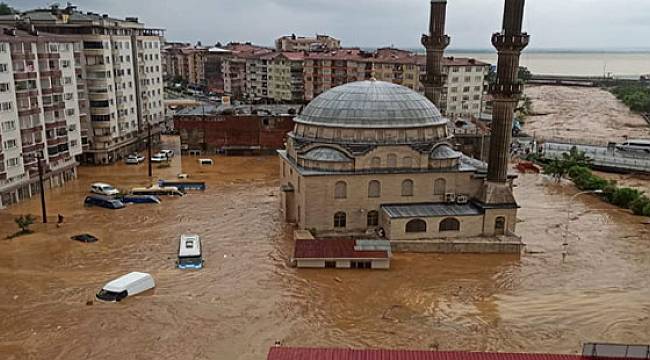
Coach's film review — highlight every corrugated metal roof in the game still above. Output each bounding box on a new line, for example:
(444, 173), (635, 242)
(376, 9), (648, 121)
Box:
(294, 80), (446, 129)
(267, 348), (602, 360)
(381, 203), (482, 218)
(294, 239), (389, 260)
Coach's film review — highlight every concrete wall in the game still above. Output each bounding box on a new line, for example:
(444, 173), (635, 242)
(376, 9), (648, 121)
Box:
(391, 241), (523, 254)
(295, 259), (389, 269)
(386, 214), (484, 240)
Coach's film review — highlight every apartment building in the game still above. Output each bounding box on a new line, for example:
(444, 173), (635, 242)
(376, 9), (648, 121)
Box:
(0, 5), (165, 164)
(303, 48), (373, 100)
(275, 34), (340, 52)
(162, 42), (206, 86)
(0, 25), (82, 208)
(223, 43), (272, 100)
(438, 57), (490, 118)
(267, 52), (305, 102)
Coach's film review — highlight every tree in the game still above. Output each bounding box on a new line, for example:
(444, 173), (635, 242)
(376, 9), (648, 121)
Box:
(518, 66), (532, 83)
(543, 147), (592, 181)
(0, 3), (14, 15)
(15, 214), (36, 233)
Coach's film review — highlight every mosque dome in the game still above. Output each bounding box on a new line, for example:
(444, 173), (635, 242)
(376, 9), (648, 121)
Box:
(294, 80), (445, 129)
(302, 147), (352, 162)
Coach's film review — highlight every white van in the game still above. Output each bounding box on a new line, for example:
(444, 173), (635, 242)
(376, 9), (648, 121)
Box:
(198, 158), (213, 165)
(90, 182), (119, 196)
(177, 234), (203, 269)
(96, 272), (155, 302)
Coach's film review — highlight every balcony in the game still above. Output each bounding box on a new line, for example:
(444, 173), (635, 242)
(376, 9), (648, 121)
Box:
(14, 71), (38, 81)
(39, 69), (62, 78)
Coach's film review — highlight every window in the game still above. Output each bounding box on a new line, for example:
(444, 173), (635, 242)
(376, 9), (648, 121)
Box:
(368, 180), (381, 198)
(61, 60), (71, 68)
(402, 156), (413, 168)
(351, 261), (371, 269)
(1, 120), (15, 132)
(439, 218), (460, 232)
(64, 92), (73, 100)
(325, 261), (336, 268)
(1, 101), (12, 111)
(0, 43), (6, 52)
(4, 139), (17, 150)
(367, 210), (379, 227)
(434, 178), (446, 196)
(406, 219), (427, 233)
(401, 179), (414, 197)
(333, 212), (346, 228)
(0, 82), (9, 92)
(387, 153), (397, 168)
(370, 156), (381, 168)
(334, 181), (347, 199)
(495, 216), (506, 235)
(63, 77), (73, 85)
(65, 108), (75, 116)
(0, 63), (7, 72)
(7, 157), (19, 167)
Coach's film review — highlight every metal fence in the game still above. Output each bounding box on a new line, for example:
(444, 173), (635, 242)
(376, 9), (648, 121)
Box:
(583, 343), (650, 359)
(543, 143), (650, 173)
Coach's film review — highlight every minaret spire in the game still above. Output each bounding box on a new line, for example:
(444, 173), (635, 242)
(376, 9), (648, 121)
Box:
(421, 0), (450, 109)
(486, 0), (529, 184)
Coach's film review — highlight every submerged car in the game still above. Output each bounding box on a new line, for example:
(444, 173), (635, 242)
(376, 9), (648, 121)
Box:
(96, 272), (155, 302)
(90, 182), (119, 196)
(150, 153), (168, 163)
(125, 154), (145, 164)
(84, 194), (125, 209)
(160, 149), (175, 158)
(71, 234), (98, 243)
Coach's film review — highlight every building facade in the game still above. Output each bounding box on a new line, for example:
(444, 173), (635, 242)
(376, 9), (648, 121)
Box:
(275, 34), (340, 52)
(0, 25), (82, 208)
(0, 5), (165, 164)
(278, 81), (521, 252)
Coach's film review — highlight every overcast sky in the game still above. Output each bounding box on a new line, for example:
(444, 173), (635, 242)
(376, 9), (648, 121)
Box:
(8, 0), (650, 50)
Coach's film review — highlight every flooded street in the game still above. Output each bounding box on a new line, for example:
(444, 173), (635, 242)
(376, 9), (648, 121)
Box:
(1, 137), (649, 359)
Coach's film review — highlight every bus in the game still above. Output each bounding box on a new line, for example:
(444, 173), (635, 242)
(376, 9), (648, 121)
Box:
(158, 180), (206, 191)
(130, 186), (184, 197)
(177, 234), (203, 269)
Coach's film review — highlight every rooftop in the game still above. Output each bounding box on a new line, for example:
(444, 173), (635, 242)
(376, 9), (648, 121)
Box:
(293, 239), (389, 260)
(381, 202), (483, 219)
(267, 348), (603, 360)
(175, 104), (302, 117)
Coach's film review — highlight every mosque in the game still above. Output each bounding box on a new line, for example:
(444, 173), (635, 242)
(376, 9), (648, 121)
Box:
(278, 0), (528, 253)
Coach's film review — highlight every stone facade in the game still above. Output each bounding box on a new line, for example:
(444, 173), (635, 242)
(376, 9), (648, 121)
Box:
(278, 80), (519, 252)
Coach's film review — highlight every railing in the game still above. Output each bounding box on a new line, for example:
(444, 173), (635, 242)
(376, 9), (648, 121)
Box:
(543, 143), (650, 173)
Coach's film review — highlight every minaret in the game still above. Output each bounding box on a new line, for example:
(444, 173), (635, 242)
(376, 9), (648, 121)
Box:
(421, 0), (450, 109)
(487, 0), (529, 183)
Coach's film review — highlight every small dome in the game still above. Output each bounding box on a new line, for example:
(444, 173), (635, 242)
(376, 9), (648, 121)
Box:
(302, 147), (352, 162)
(430, 144), (462, 160)
(295, 80), (445, 129)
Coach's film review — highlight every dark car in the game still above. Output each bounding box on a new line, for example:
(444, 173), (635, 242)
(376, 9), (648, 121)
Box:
(71, 234), (98, 243)
(84, 195), (125, 209)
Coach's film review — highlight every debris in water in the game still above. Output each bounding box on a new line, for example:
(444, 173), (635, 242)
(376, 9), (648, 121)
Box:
(334, 277), (343, 283)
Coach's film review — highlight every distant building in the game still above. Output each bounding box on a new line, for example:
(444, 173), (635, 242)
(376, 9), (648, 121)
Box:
(275, 34), (340, 52)
(0, 25), (82, 208)
(173, 103), (298, 155)
(162, 42), (207, 87)
(278, 80), (522, 253)
(0, 4), (166, 165)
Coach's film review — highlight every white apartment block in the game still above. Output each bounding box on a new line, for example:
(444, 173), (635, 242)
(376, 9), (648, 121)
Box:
(0, 25), (82, 208)
(441, 62), (490, 118)
(0, 5), (165, 164)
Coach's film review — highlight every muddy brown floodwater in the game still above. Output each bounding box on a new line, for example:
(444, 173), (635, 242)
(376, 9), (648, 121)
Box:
(1, 137), (649, 360)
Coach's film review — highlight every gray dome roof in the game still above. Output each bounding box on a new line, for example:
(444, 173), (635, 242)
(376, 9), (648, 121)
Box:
(302, 147), (352, 162)
(295, 80), (445, 129)
(430, 144), (462, 160)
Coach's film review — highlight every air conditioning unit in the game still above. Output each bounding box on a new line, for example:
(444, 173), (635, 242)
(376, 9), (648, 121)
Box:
(456, 194), (469, 205)
(445, 193), (456, 203)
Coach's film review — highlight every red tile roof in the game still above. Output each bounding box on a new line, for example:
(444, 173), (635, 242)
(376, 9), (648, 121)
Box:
(267, 348), (601, 360)
(293, 239), (388, 260)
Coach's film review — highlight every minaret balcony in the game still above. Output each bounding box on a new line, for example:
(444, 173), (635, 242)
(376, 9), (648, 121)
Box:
(421, 34), (451, 49)
(491, 32), (529, 51)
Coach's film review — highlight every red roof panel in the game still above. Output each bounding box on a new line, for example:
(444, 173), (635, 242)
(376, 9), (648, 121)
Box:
(293, 239), (389, 260)
(267, 348), (614, 360)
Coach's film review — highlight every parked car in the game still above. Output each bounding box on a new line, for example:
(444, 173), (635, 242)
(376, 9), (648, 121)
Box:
(90, 182), (119, 196)
(125, 154), (145, 164)
(151, 153), (168, 163)
(160, 149), (175, 158)
(84, 195), (125, 209)
(96, 272), (155, 302)
(71, 234), (98, 243)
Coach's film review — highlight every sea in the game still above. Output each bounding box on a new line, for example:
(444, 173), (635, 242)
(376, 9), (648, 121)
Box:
(411, 49), (650, 78)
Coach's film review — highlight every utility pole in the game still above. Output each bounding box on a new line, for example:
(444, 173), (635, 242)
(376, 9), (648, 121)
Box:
(36, 153), (47, 223)
(147, 122), (152, 177)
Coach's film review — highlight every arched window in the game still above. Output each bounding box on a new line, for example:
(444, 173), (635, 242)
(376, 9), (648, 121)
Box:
(367, 210), (379, 227)
(434, 178), (446, 196)
(334, 181), (347, 199)
(368, 180), (381, 198)
(401, 179), (414, 196)
(495, 216), (506, 235)
(387, 153), (397, 168)
(371, 157), (381, 168)
(334, 212), (346, 228)
(439, 218), (460, 232)
(402, 156), (413, 168)
(405, 219), (427, 233)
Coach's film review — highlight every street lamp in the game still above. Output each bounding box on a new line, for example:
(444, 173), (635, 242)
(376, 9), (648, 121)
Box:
(562, 189), (604, 259)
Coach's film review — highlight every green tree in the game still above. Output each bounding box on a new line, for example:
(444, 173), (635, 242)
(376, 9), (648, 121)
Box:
(518, 66), (532, 82)
(15, 214), (35, 233)
(0, 3), (15, 15)
(543, 147), (592, 181)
